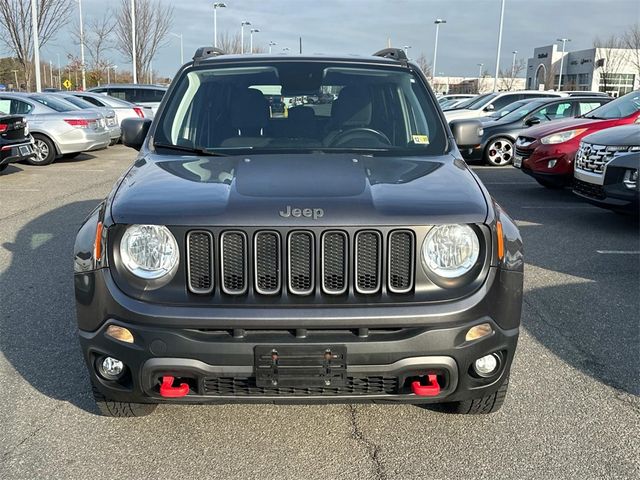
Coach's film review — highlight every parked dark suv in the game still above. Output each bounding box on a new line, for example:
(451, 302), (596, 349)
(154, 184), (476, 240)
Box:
(74, 48), (523, 417)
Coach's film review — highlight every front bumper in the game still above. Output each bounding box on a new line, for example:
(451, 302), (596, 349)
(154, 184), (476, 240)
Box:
(107, 124), (121, 144)
(0, 140), (35, 166)
(518, 142), (576, 185)
(76, 266), (522, 405)
(573, 177), (639, 214)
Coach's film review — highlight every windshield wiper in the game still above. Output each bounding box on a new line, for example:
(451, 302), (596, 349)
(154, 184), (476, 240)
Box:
(153, 142), (229, 156)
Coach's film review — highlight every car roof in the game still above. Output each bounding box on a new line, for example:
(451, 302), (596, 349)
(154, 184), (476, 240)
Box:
(192, 53), (410, 69)
(88, 84), (167, 90)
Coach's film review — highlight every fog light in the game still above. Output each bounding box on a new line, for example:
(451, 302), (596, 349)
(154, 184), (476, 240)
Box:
(466, 323), (493, 342)
(547, 159), (557, 169)
(105, 325), (134, 343)
(473, 353), (500, 377)
(98, 356), (124, 379)
(623, 169), (638, 190)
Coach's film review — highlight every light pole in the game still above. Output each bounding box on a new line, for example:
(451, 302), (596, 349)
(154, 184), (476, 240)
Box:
(170, 33), (184, 64)
(511, 50), (518, 77)
(403, 45), (411, 58)
(268, 41), (276, 54)
(493, 0), (506, 92)
(477, 63), (484, 93)
(250, 28), (260, 54)
(131, 0), (137, 84)
(557, 38), (571, 91)
(107, 64), (110, 84)
(57, 53), (61, 89)
(240, 21), (251, 54)
(77, 0), (86, 90)
(112, 65), (118, 84)
(432, 19), (446, 81)
(31, 0), (42, 92)
(213, 2), (226, 48)
(49, 60), (53, 86)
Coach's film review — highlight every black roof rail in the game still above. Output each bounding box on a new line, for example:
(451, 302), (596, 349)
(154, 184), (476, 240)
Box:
(193, 46), (226, 64)
(372, 48), (408, 65)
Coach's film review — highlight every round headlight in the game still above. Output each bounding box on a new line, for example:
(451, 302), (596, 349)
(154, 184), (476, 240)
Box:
(119, 225), (179, 279)
(421, 224), (480, 278)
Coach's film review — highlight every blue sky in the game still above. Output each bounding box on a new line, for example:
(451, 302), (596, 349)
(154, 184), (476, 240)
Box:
(30, 0), (640, 78)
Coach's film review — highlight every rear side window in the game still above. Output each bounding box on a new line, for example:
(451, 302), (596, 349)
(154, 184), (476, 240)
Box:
(78, 95), (105, 107)
(490, 95), (517, 110)
(578, 101), (605, 116)
(532, 101), (574, 121)
(0, 99), (34, 115)
(107, 88), (132, 102)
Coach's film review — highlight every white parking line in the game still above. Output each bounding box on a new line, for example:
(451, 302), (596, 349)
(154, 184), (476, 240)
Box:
(520, 205), (594, 209)
(596, 250), (640, 255)
(0, 188), (41, 192)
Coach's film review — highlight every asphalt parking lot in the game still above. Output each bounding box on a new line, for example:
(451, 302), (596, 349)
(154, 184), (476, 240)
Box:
(1, 146), (638, 479)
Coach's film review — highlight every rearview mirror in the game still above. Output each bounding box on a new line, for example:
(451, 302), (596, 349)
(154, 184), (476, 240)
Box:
(449, 119), (483, 148)
(121, 118), (152, 151)
(525, 117), (541, 126)
(484, 104), (495, 112)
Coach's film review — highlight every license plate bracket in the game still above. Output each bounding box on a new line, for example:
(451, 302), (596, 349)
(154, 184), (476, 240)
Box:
(255, 345), (347, 388)
(513, 155), (522, 168)
(18, 145), (31, 156)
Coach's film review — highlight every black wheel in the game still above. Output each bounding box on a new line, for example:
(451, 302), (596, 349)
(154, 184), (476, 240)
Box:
(62, 152), (82, 159)
(91, 383), (157, 417)
(0, 164), (7, 172)
(423, 375), (510, 415)
(29, 134), (56, 165)
(484, 137), (514, 166)
(536, 178), (564, 189)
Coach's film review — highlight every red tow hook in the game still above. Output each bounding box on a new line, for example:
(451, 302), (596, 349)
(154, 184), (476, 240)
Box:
(159, 376), (190, 398)
(411, 374), (441, 397)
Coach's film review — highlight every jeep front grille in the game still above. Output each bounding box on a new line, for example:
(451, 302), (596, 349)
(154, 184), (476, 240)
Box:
(186, 229), (416, 297)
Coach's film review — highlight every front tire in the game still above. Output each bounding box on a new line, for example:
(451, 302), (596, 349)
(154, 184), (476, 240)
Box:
(484, 137), (514, 166)
(29, 134), (56, 165)
(91, 384), (157, 417)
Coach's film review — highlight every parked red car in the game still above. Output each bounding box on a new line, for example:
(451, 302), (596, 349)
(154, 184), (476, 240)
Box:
(513, 90), (640, 188)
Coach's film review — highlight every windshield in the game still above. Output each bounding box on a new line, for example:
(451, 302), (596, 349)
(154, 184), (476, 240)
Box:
(155, 62), (447, 155)
(30, 95), (80, 112)
(584, 90), (640, 119)
(490, 100), (533, 118)
(451, 93), (495, 111)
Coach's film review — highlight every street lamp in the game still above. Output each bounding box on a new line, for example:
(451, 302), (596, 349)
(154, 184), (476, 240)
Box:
(77, 0), (86, 90)
(432, 19), (446, 81)
(57, 53), (61, 89)
(170, 32), (184, 64)
(493, 0), (506, 92)
(282, 47), (290, 53)
(250, 28), (260, 54)
(49, 60), (53, 87)
(268, 41), (277, 54)
(403, 45), (411, 58)
(11, 70), (19, 91)
(557, 38), (571, 91)
(31, 0), (42, 92)
(240, 21), (251, 54)
(213, 2), (226, 48)
(131, 0), (137, 84)
(112, 65), (118, 84)
(477, 63), (484, 93)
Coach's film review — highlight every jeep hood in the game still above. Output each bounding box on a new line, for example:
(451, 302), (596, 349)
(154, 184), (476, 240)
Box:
(110, 153), (488, 226)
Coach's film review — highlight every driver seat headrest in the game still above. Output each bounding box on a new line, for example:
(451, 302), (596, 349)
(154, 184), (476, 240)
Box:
(330, 86), (372, 127)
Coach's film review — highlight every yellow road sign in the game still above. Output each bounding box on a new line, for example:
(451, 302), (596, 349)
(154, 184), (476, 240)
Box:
(63, 79), (72, 89)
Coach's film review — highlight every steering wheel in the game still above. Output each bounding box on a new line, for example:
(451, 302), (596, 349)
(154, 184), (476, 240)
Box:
(327, 128), (392, 147)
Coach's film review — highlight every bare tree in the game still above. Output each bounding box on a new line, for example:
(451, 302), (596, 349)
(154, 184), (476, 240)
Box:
(498, 58), (525, 91)
(114, 0), (173, 82)
(622, 23), (640, 84)
(415, 53), (432, 78)
(0, 0), (74, 89)
(594, 35), (627, 93)
(71, 12), (116, 86)
(217, 32), (265, 54)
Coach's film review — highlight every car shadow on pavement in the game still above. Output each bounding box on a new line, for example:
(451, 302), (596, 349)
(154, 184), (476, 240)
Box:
(0, 200), (102, 413)
(499, 185), (639, 397)
(0, 164), (24, 176)
(56, 152), (99, 164)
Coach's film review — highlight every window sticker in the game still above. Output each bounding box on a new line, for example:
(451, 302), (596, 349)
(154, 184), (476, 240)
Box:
(412, 135), (430, 144)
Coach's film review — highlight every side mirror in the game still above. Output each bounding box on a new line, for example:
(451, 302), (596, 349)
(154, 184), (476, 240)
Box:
(484, 104), (495, 112)
(525, 117), (541, 126)
(121, 118), (152, 150)
(450, 119), (483, 148)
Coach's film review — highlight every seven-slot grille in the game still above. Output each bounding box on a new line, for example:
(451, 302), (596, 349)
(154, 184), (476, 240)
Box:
(575, 142), (618, 174)
(186, 229), (416, 296)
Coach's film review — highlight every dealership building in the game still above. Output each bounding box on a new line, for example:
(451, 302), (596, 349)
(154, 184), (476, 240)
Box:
(526, 44), (639, 96)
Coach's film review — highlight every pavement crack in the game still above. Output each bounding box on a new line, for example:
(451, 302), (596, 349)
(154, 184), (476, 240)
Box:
(2, 423), (48, 460)
(347, 405), (387, 480)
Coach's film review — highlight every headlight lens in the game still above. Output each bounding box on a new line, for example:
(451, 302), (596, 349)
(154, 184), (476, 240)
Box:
(422, 224), (480, 278)
(540, 128), (587, 145)
(119, 225), (179, 279)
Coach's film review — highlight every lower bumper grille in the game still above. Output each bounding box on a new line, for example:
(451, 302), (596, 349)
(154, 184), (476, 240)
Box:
(203, 376), (399, 396)
(573, 178), (605, 200)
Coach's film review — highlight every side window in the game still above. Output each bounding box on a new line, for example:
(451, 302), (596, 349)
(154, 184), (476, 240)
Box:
(12, 100), (33, 115)
(490, 95), (516, 110)
(151, 89), (166, 102)
(108, 88), (133, 102)
(578, 102), (603, 116)
(0, 98), (10, 114)
(532, 102), (573, 122)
